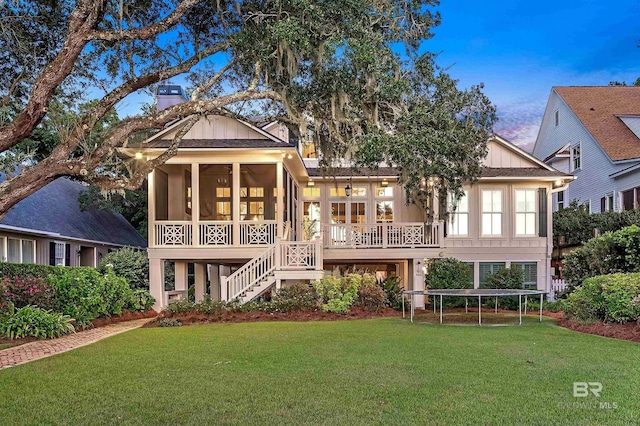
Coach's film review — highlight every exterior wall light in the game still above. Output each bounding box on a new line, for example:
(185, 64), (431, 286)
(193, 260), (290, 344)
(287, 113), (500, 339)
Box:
(345, 184), (352, 197)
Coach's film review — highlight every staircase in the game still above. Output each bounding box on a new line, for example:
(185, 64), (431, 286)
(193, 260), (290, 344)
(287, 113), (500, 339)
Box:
(221, 237), (323, 304)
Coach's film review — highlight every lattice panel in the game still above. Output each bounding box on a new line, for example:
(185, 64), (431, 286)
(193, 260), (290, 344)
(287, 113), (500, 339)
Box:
(285, 244), (313, 267)
(201, 224), (231, 245)
(402, 225), (424, 246)
(156, 224), (191, 245)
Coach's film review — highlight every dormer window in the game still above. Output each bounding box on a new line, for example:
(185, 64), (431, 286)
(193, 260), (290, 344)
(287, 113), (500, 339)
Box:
(571, 143), (581, 171)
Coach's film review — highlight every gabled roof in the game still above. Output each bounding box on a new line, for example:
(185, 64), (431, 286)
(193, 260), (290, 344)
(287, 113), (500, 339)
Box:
(0, 176), (147, 247)
(146, 138), (293, 149)
(554, 86), (640, 161)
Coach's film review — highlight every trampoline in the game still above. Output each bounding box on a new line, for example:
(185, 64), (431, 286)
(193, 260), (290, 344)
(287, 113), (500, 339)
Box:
(402, 289), (546, 325)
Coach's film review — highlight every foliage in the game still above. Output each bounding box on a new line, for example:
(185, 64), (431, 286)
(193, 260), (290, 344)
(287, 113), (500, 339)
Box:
(357, 281), (386, 312)
(543, 300), (564, 313)
(156, 318), (182, 328)
(377, 276), (405, 311)
(126, 290), (156, 312)
(425, 258), (473, 290)
(313, 274), (369, 314)
(98, 247), (150, 290)
(482, 267), (524, 310)
(0, 305), (75, 339)
(2, 276), (56, 310)
(47, 267), (131, 328)
(553, 201), (640, 248)
(563, 225), (640, 286)
(564, 273), (640, 324)
(0, 262), (61, 280)
(271, 282), (321, 312)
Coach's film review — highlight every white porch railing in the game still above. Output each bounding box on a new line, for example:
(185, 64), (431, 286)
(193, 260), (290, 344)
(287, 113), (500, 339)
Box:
(154, 221), (193, 246)
(222, 238), (323, 302)
(322, 222), (443, 248)
(199, 222), (232, 246)
(240, 221), (277, 245)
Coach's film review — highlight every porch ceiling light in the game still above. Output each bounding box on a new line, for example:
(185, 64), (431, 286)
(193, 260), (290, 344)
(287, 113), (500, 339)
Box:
(307, 181), (315, 187)
(134, 152), (143, 160)
(381, 180), (389, 187)
(287, 153), (293, 159)
(554, 179), (562, 187)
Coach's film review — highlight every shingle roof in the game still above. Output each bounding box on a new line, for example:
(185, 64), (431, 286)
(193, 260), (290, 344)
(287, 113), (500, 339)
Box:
(554, 86), (640, 161)
(480, 167), (572, 178)
(0, 177), (147, 247)
(145, 138), (294, 149)
(306, 167), (400, 177)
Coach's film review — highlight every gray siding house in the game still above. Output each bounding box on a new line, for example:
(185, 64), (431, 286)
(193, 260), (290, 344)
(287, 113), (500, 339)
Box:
(533, 86), (640, 213)
(0, 176), (147, 267)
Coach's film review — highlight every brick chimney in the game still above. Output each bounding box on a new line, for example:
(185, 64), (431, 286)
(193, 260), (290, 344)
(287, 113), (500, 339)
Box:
(156, 85), (188, 111)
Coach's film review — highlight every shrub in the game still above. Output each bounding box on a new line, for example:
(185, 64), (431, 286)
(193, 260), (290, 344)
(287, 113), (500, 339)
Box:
(426, 258), (473, 308)
(47, 268), (108, 327)
(357, 281), (386, 312)
(544, 300), (564, 313)
(126, 290), (156, 312)
(564, 273), (640, 324)
(98, 248), (149, 289)
(193, 296), (226, 315)
(482, 267), (524, 310)
(2, 276), (56, 310)
(161, 299), (195, 317)
(563, 225), (640, 286)
(0, 305), (75, 339)
(101, 271), (133, 316)
(156, 318), (182, 327)
(271, 282), (321, 312)
(0, 262), (61, 280)
(376, 276), (404, 311)
(313, 273), (366, 314)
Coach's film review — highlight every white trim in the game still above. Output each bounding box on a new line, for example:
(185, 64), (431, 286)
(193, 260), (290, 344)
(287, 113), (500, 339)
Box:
(489, 135), (558, 171)
(0, 225), (138, 248)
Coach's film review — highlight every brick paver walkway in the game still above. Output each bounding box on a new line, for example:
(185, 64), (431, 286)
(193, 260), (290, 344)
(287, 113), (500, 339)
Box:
(0, 318), (153, 369)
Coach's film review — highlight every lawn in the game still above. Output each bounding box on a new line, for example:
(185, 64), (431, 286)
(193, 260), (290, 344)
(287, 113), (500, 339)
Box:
(1, 318), (639, 425)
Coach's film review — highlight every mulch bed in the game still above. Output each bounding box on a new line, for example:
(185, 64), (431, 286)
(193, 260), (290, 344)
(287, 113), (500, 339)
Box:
(144, 307), (402, 327)
(90, 310), (157, 328)
(557, 317), (640, 343)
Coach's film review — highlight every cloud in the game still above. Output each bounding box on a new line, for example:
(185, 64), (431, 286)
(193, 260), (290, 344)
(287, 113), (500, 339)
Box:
(493, 98), (547, 152)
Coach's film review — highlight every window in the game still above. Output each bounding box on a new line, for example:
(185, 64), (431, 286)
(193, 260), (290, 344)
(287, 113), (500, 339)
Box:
(512, 262), (538, 289)
(375, 186), (393, 197)
(330, 186), (366, 197)
(351, 202), (366, 224)
(54, 242), (65, 266)
(571, 144), (581, 171)
(216, 188), (231, 198)
(7, 238), (35, 264)
(376, 201), (394, 223)
(479, 262), (506, 286)
(448, 191), (469, 236)
(0, 237), (5, 262)
(482, 190), (502, 236)
(600, 193), (615, 212)
(303, 187), (320, 197)
(554, 110), (559, 127)
(466, 262), (475, 287)
(557, 191), (564, 210)
(515, 189), (536, 236)
(216, 202), (231, 220)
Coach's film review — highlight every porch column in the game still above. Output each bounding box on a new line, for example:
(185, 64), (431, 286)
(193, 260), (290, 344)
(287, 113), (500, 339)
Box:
(412, 258), (425, 309)
(149, 258), (164, 311)
(175, 261), (188, 292)
(148, 171), (156, 247)
(232, 162), (241, 245)
(473, 262), (480, 289)
(194, 262), (206, 302)
(191, 163), (200, 246)
(277, 161), (284, 238)
(209, 264), (220, 300)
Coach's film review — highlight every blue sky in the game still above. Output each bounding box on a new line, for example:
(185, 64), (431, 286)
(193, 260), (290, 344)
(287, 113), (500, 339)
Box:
(425, 0), (640, 151)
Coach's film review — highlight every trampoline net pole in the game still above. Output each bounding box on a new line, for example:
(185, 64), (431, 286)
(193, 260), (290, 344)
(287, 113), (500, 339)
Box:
(478, 295), (481, 326)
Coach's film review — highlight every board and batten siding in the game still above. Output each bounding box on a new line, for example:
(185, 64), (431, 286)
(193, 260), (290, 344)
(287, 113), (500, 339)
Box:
(533, 90), (640, 213)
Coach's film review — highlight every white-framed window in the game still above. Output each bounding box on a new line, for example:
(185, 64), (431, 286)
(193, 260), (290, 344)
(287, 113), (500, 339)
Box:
(7, 237), (35, 264)
(479, 262), (506, 286)
(515, 189), (536, 236)
(512, 262), (538, 289)
(600, 193), (615, 212)
(54, 241), (66, 266)
(482, 190), (502, 236)
(571, 143), (581, 171)
(448, 191), (469, 236)
(557, 191), (565, 210)
(376, 201), (394, 223)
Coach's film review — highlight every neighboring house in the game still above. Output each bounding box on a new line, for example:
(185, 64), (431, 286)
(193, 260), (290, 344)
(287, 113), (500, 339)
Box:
(132, 86), (572, 310)
(533, 86), (640, 213)
(0, 176), (147, 267)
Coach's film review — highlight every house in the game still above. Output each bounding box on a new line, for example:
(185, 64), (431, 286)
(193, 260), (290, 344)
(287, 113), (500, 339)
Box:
(533, 86), (640, 213)
(131, 86), (573, 311)
(0, 175), (147, 267)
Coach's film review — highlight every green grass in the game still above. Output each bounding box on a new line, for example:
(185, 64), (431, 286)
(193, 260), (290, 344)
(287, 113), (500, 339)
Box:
(1, 318), (639, 425)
